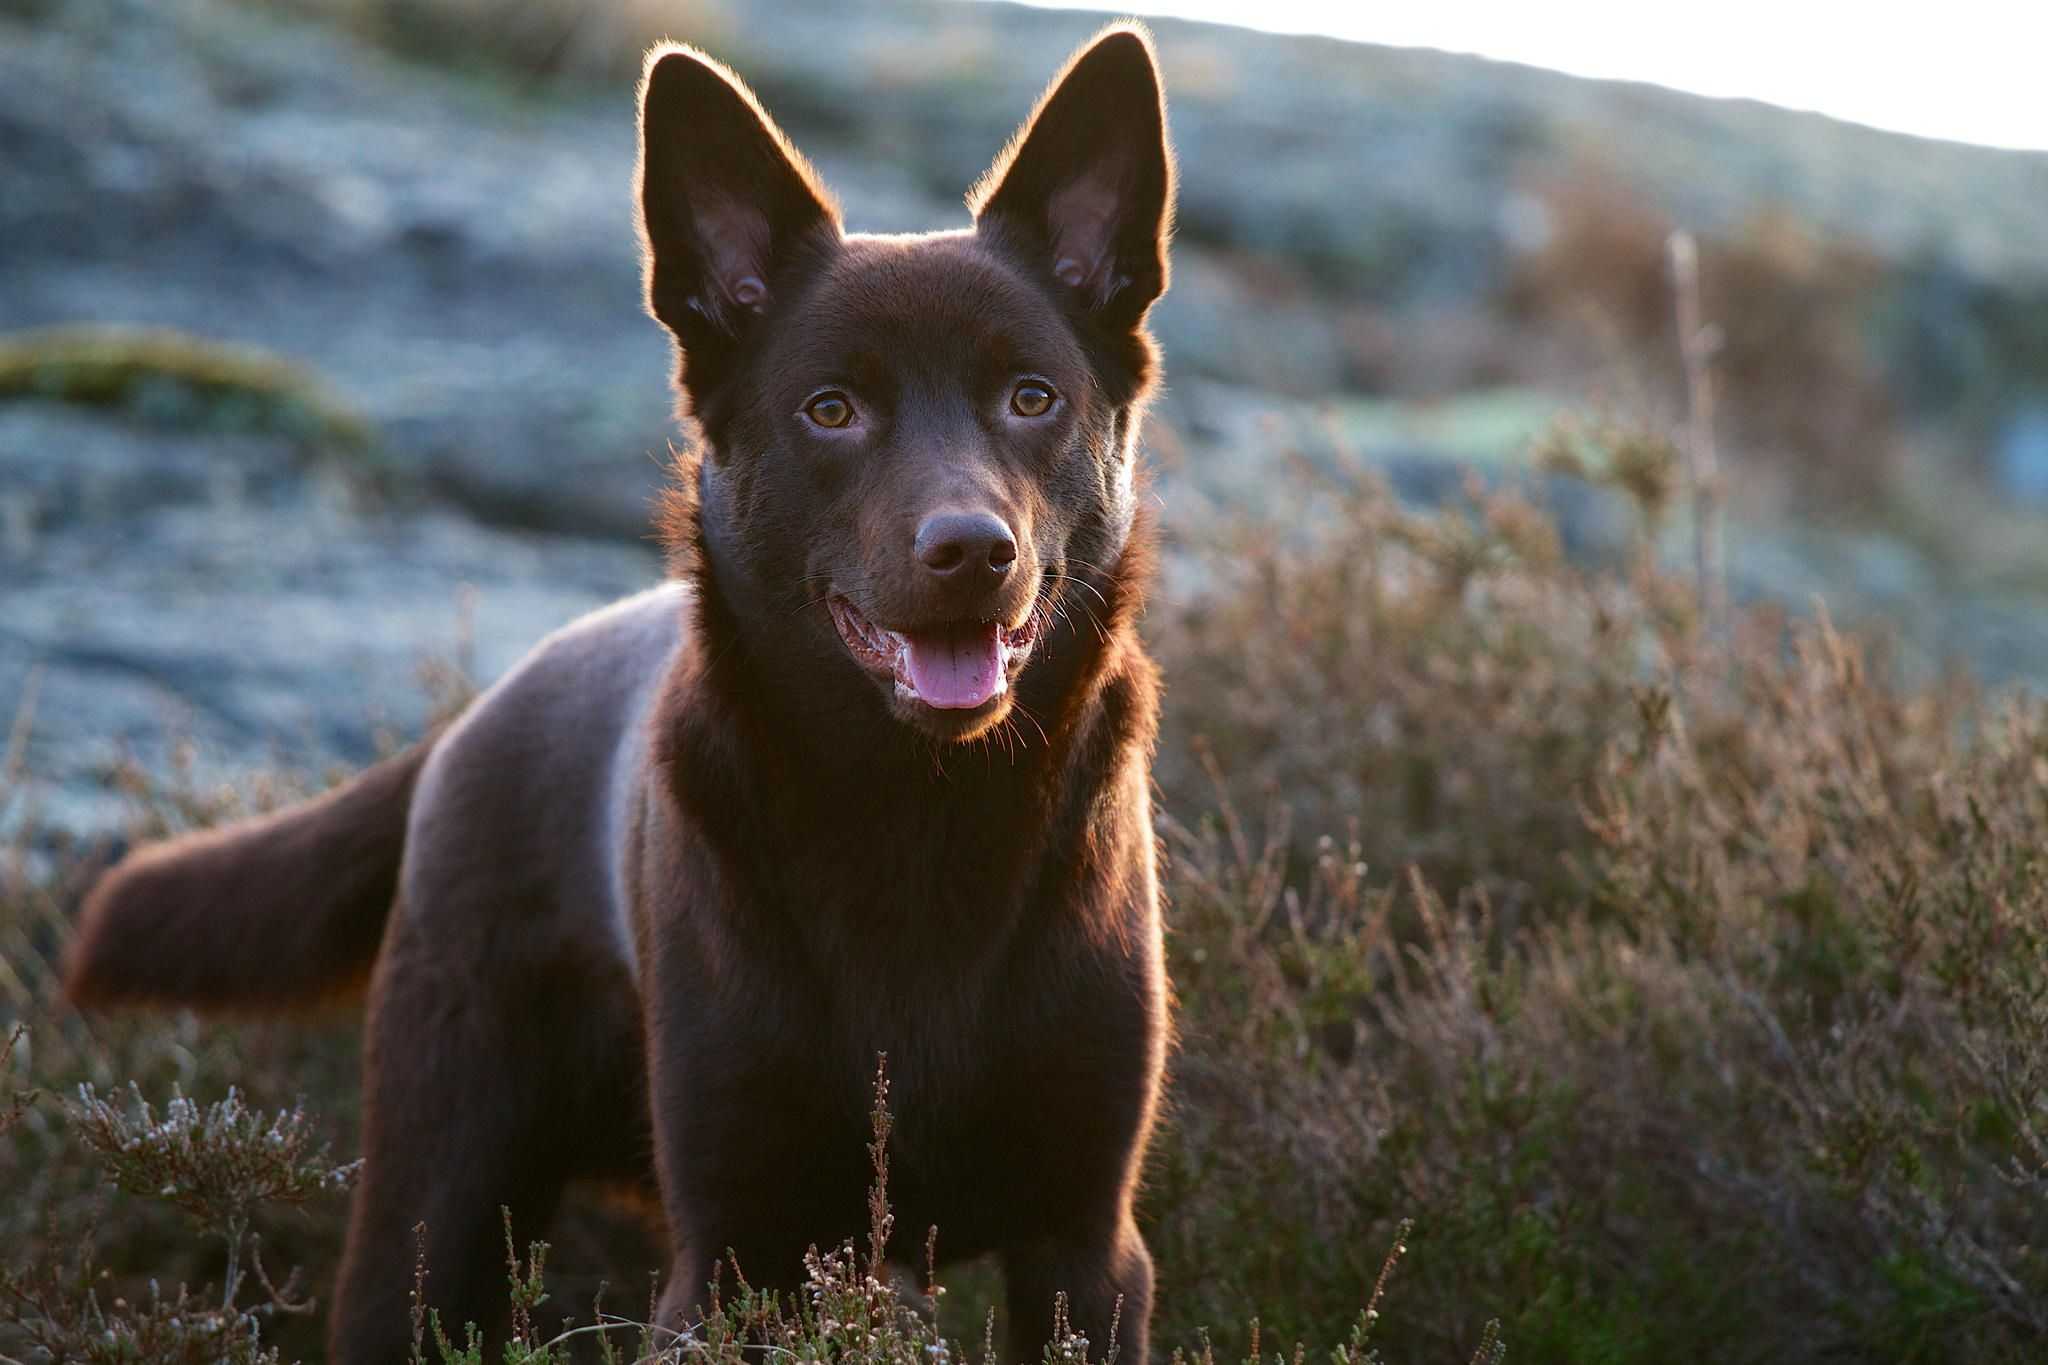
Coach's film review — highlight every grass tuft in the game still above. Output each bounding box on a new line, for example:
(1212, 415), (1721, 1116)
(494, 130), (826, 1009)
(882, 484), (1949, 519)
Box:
(0, 324), (372, 452)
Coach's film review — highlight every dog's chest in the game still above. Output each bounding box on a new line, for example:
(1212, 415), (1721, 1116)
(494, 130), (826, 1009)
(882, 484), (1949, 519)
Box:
(783, 882), (1053, 1097)
(787, 952), (1116, 1252)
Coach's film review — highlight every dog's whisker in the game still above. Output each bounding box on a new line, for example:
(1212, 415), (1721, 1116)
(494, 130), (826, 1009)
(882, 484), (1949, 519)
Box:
(789, 593), (837, 618)
(1010, 698), (1051, 749)
(1049, 569), (1111, 612)
(1055, 589), (1110, 644)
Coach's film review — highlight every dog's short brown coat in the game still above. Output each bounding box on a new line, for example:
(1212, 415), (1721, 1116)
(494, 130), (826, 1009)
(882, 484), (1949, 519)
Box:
(68, 27), (1175, 1364)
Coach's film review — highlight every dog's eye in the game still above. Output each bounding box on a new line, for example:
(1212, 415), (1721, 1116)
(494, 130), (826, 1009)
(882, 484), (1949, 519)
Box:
(805, 392), (855, 429)
(1010, 381), (1056, 418)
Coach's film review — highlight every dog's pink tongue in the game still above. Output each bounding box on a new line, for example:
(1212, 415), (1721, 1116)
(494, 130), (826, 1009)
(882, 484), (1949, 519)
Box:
(904, 624), (1004, 710)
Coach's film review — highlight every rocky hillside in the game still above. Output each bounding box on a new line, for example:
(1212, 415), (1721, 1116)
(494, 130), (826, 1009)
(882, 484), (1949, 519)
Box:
(5, 0), (2047, 836)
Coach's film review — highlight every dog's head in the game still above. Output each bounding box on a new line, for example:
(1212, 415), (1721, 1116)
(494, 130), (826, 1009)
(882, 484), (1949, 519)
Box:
(637, 27), (1171, 743)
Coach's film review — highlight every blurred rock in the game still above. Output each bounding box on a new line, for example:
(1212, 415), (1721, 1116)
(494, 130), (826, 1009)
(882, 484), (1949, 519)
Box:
(1, 404), (660, 835)
(1992, 402), (2048, 504)
(0, 0), (681, 537)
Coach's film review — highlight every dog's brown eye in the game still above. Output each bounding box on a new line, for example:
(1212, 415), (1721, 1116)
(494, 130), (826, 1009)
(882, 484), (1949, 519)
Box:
(805, 392), (854, 429)
(1010, 382), (1056, 418)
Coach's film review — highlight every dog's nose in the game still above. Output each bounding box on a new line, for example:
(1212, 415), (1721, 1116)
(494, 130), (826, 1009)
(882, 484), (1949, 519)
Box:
(915, 512), (1017, 582)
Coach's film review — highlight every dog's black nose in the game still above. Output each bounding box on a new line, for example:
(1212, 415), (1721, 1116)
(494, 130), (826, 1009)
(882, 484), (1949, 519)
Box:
(915, 512), (1017, 581)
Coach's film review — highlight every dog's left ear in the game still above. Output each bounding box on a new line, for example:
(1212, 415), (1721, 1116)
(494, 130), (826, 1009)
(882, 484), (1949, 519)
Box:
(971, 25), (1174, 333)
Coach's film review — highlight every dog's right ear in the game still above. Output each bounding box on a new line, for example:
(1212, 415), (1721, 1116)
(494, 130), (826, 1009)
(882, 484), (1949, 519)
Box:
(637, 45), (839, 393)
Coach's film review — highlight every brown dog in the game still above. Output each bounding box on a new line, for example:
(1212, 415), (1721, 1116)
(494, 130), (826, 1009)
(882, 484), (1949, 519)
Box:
(67, 25), (1174, 1364)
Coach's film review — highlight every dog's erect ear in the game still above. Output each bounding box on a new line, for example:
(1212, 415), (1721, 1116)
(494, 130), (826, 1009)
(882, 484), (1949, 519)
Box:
(637, 45), (839, 377)
(971, 25), (1174, 331)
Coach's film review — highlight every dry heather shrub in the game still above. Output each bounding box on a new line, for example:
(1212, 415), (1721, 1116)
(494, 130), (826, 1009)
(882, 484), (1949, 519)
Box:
(1154, 466), (1661, 921)
(1582, 615), (2048, 1342)
(1, 1266), (289, 1365)
(1503, 166), (1897, 504)
(1, 751), (368, 1363)
(1145, 469), (2047, 1362)
(1, 1084), (359, 1364)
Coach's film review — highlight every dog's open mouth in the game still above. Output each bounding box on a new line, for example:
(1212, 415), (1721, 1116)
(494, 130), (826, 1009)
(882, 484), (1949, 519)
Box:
(828, 594), (1041, 711)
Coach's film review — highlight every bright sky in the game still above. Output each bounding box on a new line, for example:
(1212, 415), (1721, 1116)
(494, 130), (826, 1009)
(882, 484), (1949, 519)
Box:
(1009, 0), (2048, 152)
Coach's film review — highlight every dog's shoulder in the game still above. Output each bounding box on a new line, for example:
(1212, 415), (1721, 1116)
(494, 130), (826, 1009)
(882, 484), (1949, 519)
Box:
(525, 581), (692, 688)
(398, 583), (689, 960)
(435, 581), (689, 766)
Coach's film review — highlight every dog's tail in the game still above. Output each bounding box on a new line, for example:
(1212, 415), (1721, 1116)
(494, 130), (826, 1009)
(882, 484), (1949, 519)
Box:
(64, 738), (437, 1013)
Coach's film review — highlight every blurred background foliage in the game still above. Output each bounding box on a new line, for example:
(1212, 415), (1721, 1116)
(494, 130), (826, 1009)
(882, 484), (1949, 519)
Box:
(3, 0), (2046, 1361)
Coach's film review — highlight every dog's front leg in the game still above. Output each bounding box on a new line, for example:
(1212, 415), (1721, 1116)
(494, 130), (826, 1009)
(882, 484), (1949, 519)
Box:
(641, 929), (854, 1340)
(651, 1245), (724, 1344)
(1005, 1216), (1154, 1365)
(648, 1196), (831, 1341)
